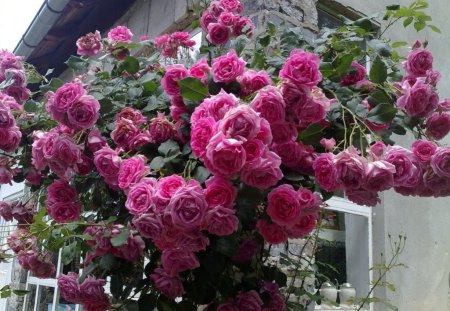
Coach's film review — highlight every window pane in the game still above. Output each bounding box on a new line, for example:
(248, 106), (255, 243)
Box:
(36, 286), (54, 311)
(23, 284), (37, 311)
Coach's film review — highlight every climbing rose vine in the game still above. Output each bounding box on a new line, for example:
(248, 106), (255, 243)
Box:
(0, 0), (445, 310)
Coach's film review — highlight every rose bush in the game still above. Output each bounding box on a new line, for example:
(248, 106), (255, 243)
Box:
(0, 0), (445, 310)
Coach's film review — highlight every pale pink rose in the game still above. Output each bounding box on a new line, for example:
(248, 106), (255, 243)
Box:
(385, 146), (419, 186)
(107, 25), (133, 43)
(345, 188), (380, 207)
(218, 12), (239, 26)
(115, 107), (147, 124)
(341, 61), (366, 86)
(205, 205), (238, 235)
(67, 95), (100, 129)
(286, 213), (318, 238)
(232, 16), (254, 37)
(139, 35), (149, 41)
(161, 64), (189, 96)
(250, 86), (285, 124)
(154, 34), (170, 50)
(207, 23), (231, 45)
(404, 48), (433, 77)
(111, 118), (140, 150)
(431, 147), (450, 178)
(154, 175), (185, 210)
(363, 160), (396, 192)
(118, 155), (149, 190)
(168, 180), (207, 229)
(149, 113), (175, 143)
(280, 49), (322, 86)
(132, 212), (163, 240)
(270, 120), (298, 144)
(237, 290), (263, 311)
(243, 139), (265, 163)
(241, 150), (282, 190)
(237, 70), (272, 97)
(220, 0), (241, 12)
(150, 268), (185, 299)
(57, 272), (80, 303)
(93, 146), (122, 188)
(161, 249), (200, 276)
(426, 112), (450, 140)
(217, 303), (239, 311)
(204, 175), (237, 208)
(0, 126), (21, 152)
(189, 58), (210, 83)
(320, 138), (336, 151)
(335, 147), (367, 190)
(87, 128), (107, 153)
(191, 117), (216, 158)
(212, 50), (246, 84)
(76, 31), (102, 56)
(396, 79), (439, 118)
(267, 184), (301, 227)
(219, 105), (261, 140)
(125, 178), (157, 215)
(200, 10), (216, 30)
(411, 140), (437, 163)
(204, 132), (246, 177)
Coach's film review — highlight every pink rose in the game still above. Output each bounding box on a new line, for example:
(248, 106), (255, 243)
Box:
(232, 16), (254, 37)
(231, 238), (260, 263)
(118, 155), (150, 190)
(200, 10), (216, 30)
(18, 248), (56, 279)
(279, 49), (322, 86)
(47, 179), (78, 204)
(112, 233), (145, 262)
(363, 160), (396, 192)
(47, 202), (81, 223)
(341, 61), (367, 86)
(426, 112), (450, 140)
(250, 86), (285, 124)
(168, 180), (207, 229)
(79, 276), (108, 303)
(111, 118), (140, 150)
(205, 205), (238, 235)
(212, 50), (246, 84)
(297, 188), (321, 214)
(83, 299), (110, 311)
(189, 58), (210, 83)
(0, 126), (21, 152)
(52, 82), (86, 114)
(335, 147), (367, 190)
(76, 31), (102, 56)
(150, 268), (185, 299)
(217, 303), (239, 311)
(256, 118), (273, 145)
(149, 113), (175, 143)
(107, 25), (133, 43)
(207, 23), (231, 45)
(204, 175), (237, 208)
(280, 81), (311, 113)
(125, 178), (157, 215)
(116, 107), (147, 124)
(161, 64), (189, 96)
(431, 147), (450, 178)
(191, 117), (216, 158)
(237, 70), (272, 97)
(93, 146), (122, 188)
(396, 79), (439, 118)
(219, 105), (261, 140)
(345, 188), (380, 207)
(57, 272), (80, 303)
(286, 213), (318, 238)
(438, 98), (450, 111)
(320, 138), (336, 151)
(132, 212), (163, 240)
(192, 90), (240, 125)
(270, 120), (298, 144)
(385, 146), (419, 187)
(220, 0), (241, 12)
(404, 48), (433, 77)
(241, 150), (283, 190)
(243, 139), (265, 163)
(218, 12), (239, 26)
(0, 166), (13, 185)
(412, 140), (437, 163)
(295, 87), (331, 126)
(161, 249), (200, 276)
(87, 128), (107, 153)
(0, 104), (14, 128)
(154, 175), (185, 210)
(204, 133), (246, 177)
(67, 95), (100, 129)
(369, 141), (387, 161)
(0, 202), (13, 221)
(74, 153), (93, 175)
(256, 219), (288, 244)
(0, 92), (22, 110)
(237, 290), (263, 311)
(267, 184), (301, 227)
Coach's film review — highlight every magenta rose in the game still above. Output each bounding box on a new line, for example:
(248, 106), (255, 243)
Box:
(79, 276), (108, 303)
(205, 206), (239, 236)
(107, 25), (133, 43)
(431, 147), (450, 178)
(345, 188), (380, 207)
(47, 202), (81, 223)
(385, 146), (419, 186)
(237, 290), (263, 311)
(204, 132), (246, 177)
(412, 140), (437, 163)
(256, 118), (273, 145)
(149, 113), (175, 143)
(232, 16), (254, 37)
(270, 120), (298, 144)
(256, 219), (288, 244)
(396, 79), (439, 118)
(0, 104), (14, 128)
(279, 49), (322, 86)
(93, 146), (122, 188)
(341, 61), (367, 86)
(232, 238), (260, 263)
(241, 150), (283, 190)
(267, 184), (301, 227)
(280, 81), (311, 113)
(111, 118), (140, 150)
(150, 268), (185, 299)
(67, 95), (100, 129)
(207, 23), (231, 45)
(125, 178), (157, 215)
(189, 58), (210, 83)
(200, 10), (216, 30)
(52, 82), (86, 113)
(295, 87), (331, 126)
(191, 117), (216, 158)
(132, 212), (163, 240)
(426, 112), (450, 140)
(212, 50), (246, 83)
(168, 180), (207, 229)
(161, 64), (189, 96)
(57, 272), (80, 303)
(297, 188), (321, 213)
(154, 175), (185, 210)
(335, 147), (367, 190)
(218, 12), (239, 27)
(112, 234), (145, 262)
(237, 69), (272, 97)
(116, 107), (147, 124)
(0, 126), (21, 152)
(118, 155), (150, 190)
(243, 139), (265, 163)
(219, 105), (261, 140)
(250, 86), (285, 124)
(217, 303), (239, 311)
(161, 249), (200, 276)
(220, 0), (241, 12)
(286, 213), (318, 238)
(0, 202), (13, 221)
(404, 48), (433, 77)
(87, 128), (107, 153)
(76, 31), (102, 56)
(204, 175), (237, 208)
(363, 160), (396, 192)
(47, 179), (78, 204)
(192, 90), (240, 124)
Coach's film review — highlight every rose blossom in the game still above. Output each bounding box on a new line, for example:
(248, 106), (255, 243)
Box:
(404, 48), (433, 77)
(0, 126), (21, 152)
(125, 178), (157, 215)
(200, 10), (216, 30)
(341, 61), (366, 86)
(217, 303), (239, 311)
(232, 238), (260, 263)
(205, 206), (239, 236)
(132, 212), (163, 240)
(346, 188), (380, 207)
(426, 112), (450, 140)
(219, 105), (261, 140)
(270, 120), (298, 144)
(241, 150), (283, 190)
(76, 31), (102, 56)
(0, 202), (13, 221)
(111, 118), (140, 150)
(192, 90), (240, 125)
(431, 147), (450, 178)
(237, 290), (263, 311)
(385, 146), (419, 187)
(412, 140), (437, 163)
(154, 175), (185, 209)
(161, 249), (200, 276)
(335, 147), (367, 190)
(107, 25), (133, 43)
(93, 146), (122, 188)
(218, 12), (239, 26)
(396, 79), (439, 118)
(237, 70), (272, 97)
(150, 268), (185, 299)
(67, 95), (100, 129)
(212, 50), (246, 83)
(363, 160), (396, 192)
(52, 82), (86, 113)
(87, 128), (107, 153)
(286, 213), (318, 238)
(297, 188), (321, 213)
(47, 179), (78, 204)
(279, 49), (322, 86)
(256, 219), (288, 244)
(280, 81), (311, 113)
(220, 0), (241, 12)
(57, 272), (80, 302)
(191, 117), (216, 158)
(112, 234), (145, 262)
(161, 64), (189, 96)
(320, 138), (336, 151)
(79, 276), (109, 303)
(149, 113), (175, 143)
(243, 139), (265, 163)
(116, 107), (147, 124)
(267, 184), (301, 227)
(47, 202), (81, 223)
(233, 16), (254, 37)
(207, 23), (231, 45)
(250, 86), (285, 124)
(204, 175), (237, 208)
(118, 155), (150, 190)
(168, 180), (207, 229)
(189, 58), (210, 83)
(0, 104), (14, 128)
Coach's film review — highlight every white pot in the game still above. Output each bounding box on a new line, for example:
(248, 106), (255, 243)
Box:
(320, 283), (338, 306)
(339, 283), (356, 306)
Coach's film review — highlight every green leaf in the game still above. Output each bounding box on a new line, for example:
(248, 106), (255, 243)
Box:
(298, 123), (324, 145)
(158, 140), (180, 157)
(334, 54), (353, 74)
(391, 41), (408, 48)
(369, 56), (388, 84)
(99, 98), (114, 115)
(138, 293), (158, 311)
(150, 156), (165, 170)
(428, 24), (441, 33)
(413, 21), (426, 32)
(215, 236), (239, 257)
(99, 253), (117, 270)
(110, 275), (123, 299)
(142, 80), (158, 93)
(40, 78), (63, 93)
(65, 55), (89, 71)
(178, 77), (209, 102)
(110, 230), (129, 247)
(403, 16), (414, 27)
(121, 56), (140, 74)
(12, 290), (29, 296)
(61, 241), (77, 265)
(24, 101), (38, 112)
(193, 166), (210, 184)
(320, 62), (334, 78)
(386, 4), (400, 10)
(191, 19), (200, 29)
(367, 103), (397, 124)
